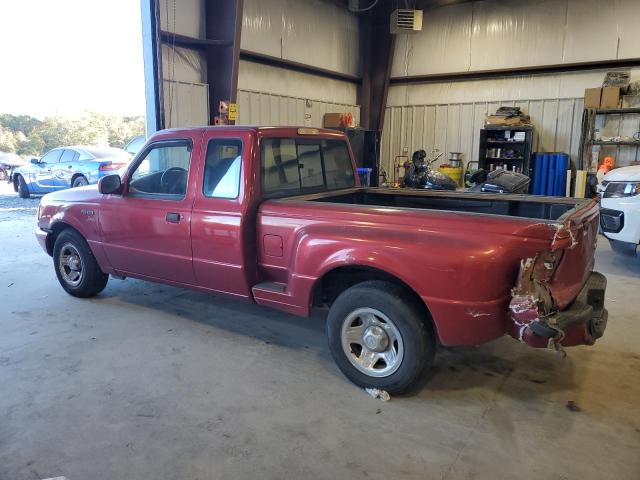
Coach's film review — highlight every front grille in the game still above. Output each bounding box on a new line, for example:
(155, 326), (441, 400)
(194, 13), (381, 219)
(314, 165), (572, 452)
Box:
(600, 208), (624, 233)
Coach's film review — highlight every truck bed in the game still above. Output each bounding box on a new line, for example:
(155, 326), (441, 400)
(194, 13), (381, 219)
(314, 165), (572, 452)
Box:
(301, 187), (589, 222)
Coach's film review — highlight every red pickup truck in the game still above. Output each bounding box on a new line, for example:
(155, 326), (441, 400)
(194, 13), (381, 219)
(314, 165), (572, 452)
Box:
(36, 126), (607, 394)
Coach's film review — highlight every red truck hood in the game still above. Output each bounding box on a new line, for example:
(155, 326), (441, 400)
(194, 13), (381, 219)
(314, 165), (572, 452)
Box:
(42, 185), (102, 204)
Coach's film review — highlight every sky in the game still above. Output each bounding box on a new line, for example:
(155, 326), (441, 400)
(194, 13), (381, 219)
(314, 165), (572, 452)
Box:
(0, 0), (146, 119)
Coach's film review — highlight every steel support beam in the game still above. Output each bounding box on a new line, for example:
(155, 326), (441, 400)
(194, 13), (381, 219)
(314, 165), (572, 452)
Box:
(240, 50), (361, 84)
(358, 4), (395, 131)
(140, 0), (164, 133)
(204, 0), (244, 124)
(390, 57), (640, 85)
(160, 30), (232, 51)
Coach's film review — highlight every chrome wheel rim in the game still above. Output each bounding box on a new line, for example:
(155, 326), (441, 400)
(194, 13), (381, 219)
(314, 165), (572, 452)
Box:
(58, 243), (83, 287)
(74, 178), (88, 187)
(340, 307), (404, 378)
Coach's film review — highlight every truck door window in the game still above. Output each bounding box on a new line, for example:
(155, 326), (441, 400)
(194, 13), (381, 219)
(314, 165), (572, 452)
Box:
(128, 142), (191, 198)
(261, 138), (355, 198)
(203, 138), (243, 199)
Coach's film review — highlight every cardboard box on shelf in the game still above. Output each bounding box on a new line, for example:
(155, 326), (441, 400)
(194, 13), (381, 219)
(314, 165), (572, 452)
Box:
(323, 113), (343, 128)
(485, 115), (530, 126)
(584, 88), (602, 109)
(600, 87), (621, 109)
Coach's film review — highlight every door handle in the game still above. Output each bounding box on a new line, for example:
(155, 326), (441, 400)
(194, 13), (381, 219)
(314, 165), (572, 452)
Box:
(165, 212), (181, 223)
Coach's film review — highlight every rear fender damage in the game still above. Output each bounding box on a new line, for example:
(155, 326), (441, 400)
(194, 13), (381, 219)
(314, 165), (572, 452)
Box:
(509, 250), (564, 352)
(509, 243), (608, 352)
(509, 219), (608, 352)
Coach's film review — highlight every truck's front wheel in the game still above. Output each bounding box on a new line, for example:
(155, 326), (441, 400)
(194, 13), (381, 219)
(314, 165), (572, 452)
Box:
(326, 280), (435, 395)
(53, 229), (109, 297)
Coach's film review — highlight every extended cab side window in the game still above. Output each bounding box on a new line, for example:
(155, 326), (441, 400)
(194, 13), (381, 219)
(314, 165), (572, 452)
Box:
(128, 142), (191, 198)
(261, 138), (354, 198)
(203, 138), (242, 198)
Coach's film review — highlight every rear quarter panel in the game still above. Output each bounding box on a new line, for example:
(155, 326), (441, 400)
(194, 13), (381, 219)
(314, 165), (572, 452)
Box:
(258, 199), (596, 346)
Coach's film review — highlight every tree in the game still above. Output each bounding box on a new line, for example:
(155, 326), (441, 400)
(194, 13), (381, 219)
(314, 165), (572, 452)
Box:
(0, 126), (18, 153)
(0, 111), (145, 157)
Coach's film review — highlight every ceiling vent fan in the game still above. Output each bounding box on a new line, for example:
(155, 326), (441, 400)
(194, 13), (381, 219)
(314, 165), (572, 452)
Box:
(390, 9), (423, 34)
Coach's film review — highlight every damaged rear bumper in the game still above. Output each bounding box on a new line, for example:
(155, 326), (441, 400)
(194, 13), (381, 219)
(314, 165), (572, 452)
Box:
(509, 271), (608, 348)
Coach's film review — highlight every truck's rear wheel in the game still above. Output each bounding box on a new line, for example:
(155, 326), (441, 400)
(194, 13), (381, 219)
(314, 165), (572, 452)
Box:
(326, 280), (435, 395)
(53, 229), (108, 297)
(17, 175), (30, 198)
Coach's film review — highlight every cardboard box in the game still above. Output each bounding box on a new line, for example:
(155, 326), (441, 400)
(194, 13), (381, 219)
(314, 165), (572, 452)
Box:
(323, 113), (343, 128)
(584, 88), (602, 109)
(600, 86), (621, 109)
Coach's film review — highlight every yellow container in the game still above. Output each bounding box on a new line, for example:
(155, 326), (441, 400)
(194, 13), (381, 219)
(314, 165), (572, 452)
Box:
(438, 166), (463, 186)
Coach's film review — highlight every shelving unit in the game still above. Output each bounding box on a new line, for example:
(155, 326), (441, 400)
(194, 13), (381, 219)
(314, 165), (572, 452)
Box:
(578, 107), (640, 170)
(478, 126), (533, 175)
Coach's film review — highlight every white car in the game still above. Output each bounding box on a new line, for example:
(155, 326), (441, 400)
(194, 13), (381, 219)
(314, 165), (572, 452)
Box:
(599, 165), (640, 254)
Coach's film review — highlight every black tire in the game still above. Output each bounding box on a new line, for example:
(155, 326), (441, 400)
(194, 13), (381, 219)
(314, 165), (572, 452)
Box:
(72, 175), (88, 188)
(327, 280), (435, 395)
(53, 229), (108, 298)
(17, 175), (30, 198)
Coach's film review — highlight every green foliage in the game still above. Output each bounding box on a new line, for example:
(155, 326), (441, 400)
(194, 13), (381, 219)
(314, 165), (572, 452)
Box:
(0, 112), (145, 158)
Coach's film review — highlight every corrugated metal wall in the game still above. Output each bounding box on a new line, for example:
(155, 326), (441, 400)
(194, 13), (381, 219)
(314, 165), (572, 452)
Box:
(242, 0), (360, 77)
(381, 96), (640, 179)
(159, 0), (208, 128)
(391, 0), (640, 78)
(236, 89), (359, 128)
(237, 0), (360, 127)
(383, 0), (640, 179)
(156, 0), (360, 129)
(380, 97), (585, 179)
(163, 80), (209, 128)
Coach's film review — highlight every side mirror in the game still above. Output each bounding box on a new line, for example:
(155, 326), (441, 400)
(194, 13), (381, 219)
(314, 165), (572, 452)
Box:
(98, 174), (123, 195)
(30, 158), (41, 164)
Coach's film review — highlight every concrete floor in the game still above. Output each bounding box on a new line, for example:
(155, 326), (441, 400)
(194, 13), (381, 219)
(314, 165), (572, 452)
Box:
(1, 183), (639, 480)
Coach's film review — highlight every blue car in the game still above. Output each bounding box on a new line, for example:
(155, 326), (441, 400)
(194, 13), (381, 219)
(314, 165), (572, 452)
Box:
(12, 146), (131, 198)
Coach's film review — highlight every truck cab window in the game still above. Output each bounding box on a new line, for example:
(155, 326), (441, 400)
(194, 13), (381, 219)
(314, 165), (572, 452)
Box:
(203, 138), (243, 198)
(297, 143), (324, 189)
(321, 140), (355, 189)
(261, 139), (300, 197)
(261, 138), (355, 198)
(129, 143), (191, 197)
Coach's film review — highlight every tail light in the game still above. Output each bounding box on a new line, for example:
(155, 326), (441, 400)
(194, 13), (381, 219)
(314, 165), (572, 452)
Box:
(99, 162), (126, 172)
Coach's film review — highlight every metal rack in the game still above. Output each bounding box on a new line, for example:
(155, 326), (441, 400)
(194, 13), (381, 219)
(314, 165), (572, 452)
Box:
(478, 126), (534, 175)
(578, 107), (640, 170)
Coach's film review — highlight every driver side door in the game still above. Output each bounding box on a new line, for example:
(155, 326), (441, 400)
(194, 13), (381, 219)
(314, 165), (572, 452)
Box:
(99, 138), (198, 285)
(34, 149), (63, 190)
